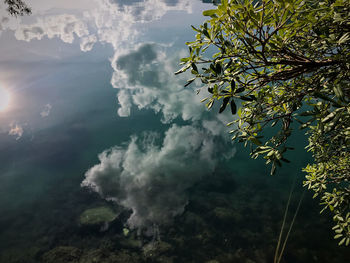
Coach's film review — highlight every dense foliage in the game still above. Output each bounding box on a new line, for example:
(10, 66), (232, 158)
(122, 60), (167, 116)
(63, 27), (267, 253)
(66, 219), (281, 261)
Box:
(178, 0), (350, 245)
(4, 0), (31, 16)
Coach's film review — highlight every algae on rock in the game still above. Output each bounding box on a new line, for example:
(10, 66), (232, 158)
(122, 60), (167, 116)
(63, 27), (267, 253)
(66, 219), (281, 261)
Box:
(79, 206), (118, 226)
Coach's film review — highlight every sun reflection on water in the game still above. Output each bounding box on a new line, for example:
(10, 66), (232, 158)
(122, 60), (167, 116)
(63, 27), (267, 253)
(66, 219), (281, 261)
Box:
(0, 86), (11, 112)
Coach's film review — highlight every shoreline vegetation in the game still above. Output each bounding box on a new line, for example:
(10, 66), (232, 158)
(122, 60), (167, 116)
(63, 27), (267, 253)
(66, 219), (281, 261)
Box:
(178, 0), (350, 248)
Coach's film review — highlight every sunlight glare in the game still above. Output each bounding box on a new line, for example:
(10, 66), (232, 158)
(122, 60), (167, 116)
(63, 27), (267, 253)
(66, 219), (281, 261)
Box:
(0, 86), (11, 112)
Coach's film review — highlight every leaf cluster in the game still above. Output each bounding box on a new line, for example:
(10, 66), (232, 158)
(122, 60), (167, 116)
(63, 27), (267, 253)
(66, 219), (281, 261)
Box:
(178, 0), (350, 245)
(4, 0), (31, 17)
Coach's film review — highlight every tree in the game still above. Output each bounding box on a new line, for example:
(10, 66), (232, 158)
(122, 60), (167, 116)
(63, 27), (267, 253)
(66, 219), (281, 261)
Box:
(4, 0), (31, 16)
(177, 0), (350, 246)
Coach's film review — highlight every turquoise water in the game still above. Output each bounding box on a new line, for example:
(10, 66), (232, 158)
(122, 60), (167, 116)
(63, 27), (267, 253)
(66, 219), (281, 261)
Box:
(0, 1), (349, 262)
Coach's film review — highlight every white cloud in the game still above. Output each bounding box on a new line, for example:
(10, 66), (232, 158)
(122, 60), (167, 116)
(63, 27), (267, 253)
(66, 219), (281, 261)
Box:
(28, 0), (96, 12)
(82, 124), (221, 229)
(9, 0), (193, 57)
(105, 0), (192, 23)
(84, 41), (237, 229)
(84, 43), (236, 228)
(40, 103), (52, 117)
(117, 89), (132, 117)
(9, 123), (23, 140)
(80, 34), (97, 52)
(0, 16), (10, 31)
(112, 44), (207, 123)
(0, 3), (21, 36)
(111, 43), (237, 130)
(14, 14), (89, 43)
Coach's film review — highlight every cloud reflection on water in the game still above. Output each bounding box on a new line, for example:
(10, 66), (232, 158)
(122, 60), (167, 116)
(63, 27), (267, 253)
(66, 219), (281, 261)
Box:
(1, 0), (235, 230)
(82, 124), (220, 229)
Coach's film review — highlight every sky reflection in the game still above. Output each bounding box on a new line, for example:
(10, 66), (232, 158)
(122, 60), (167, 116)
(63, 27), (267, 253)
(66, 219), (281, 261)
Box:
(1, 2), (348, 263)
(0, 0), (234, 230)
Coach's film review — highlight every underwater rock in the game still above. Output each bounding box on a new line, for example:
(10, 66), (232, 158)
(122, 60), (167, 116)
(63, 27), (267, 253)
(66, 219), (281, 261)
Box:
(197, 173), (236, 194)
(213, 253), (237, 262)
(156, 255), (175, 263)
(252, 249), (268, 263)
(118, 231), (143, 249)
(114, 250), (142, 263)
(194, 228), (214, 246)
(181, 211), (207, 234)
(119, 238), (143, 249)
(142, 241), (173, 259)
(0, 246), (41, 263)
(79, 248), (140, 263)
(79, 206), (118, 228)
(42, 246), (82, 263)
(43, 246), (141, 263)
(212, 207), (237, 223)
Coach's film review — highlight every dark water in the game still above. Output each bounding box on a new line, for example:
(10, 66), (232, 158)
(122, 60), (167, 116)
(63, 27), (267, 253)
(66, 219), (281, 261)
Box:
(0, 1), (349, 262)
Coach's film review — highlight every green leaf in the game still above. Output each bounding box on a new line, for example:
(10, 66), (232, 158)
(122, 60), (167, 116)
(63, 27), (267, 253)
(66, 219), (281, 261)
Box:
(333, 85), (344, 101)
(184, 78), (196, 87)
(322, 111), (337, 123)
(230, 100), (237, 115)
(230, 80), (235, 91)
(240, 96), (254, 101)
(203, 28), (210, 39)
(180, 57), (190, 63)
(338, 32), (350, 45)
(191, 63), (198, 73)
(299, 111), (315, 116)
(210, 64), (217, 73)
(206, 99), (214, 109)
(235, 87), (245, 93)
(203, 9), (218, 17)
(250, 137), (262, 145)
(191, 25), (201, 33)
(339, 237), (346, 246)
(215, 63), (222, 74)
(271, 120), (279, 127)
(281, 158), (290, 163)
(271, 163), (276, 175)
(219, 97), (230, 113)
(175, 64), (190, 75)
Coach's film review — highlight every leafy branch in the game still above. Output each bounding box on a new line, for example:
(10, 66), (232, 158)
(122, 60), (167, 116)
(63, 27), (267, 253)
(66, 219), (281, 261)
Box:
(177, 0), (350, 245)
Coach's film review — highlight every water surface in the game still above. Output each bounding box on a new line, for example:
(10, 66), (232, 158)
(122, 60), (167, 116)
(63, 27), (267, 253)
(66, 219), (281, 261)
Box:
(0, 1), (349, 262)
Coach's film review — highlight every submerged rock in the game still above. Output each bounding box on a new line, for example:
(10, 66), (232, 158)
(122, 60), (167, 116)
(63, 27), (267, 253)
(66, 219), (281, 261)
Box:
(79, 206), (118, 226)
(79, 248), (140, 263)
(42, 246), (141, 263)
(119, 231), (143, 249)
(0, 246), (41, 263)
(212, 207), (236, 223)
(42, 246), (82, 263)
(142, 241), (173, 259)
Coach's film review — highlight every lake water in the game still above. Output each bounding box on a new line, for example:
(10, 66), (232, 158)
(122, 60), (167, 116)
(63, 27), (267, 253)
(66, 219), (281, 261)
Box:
(0, 1), (349, 262)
